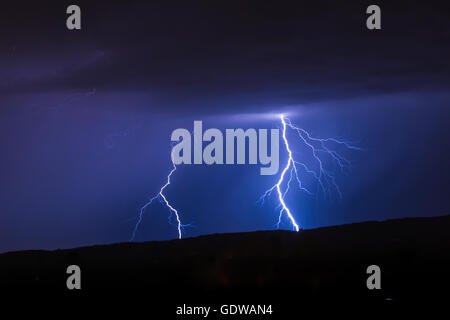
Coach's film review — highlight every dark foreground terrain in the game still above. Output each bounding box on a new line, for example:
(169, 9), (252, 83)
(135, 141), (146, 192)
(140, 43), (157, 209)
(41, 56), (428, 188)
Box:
(1, 215), (449, 314)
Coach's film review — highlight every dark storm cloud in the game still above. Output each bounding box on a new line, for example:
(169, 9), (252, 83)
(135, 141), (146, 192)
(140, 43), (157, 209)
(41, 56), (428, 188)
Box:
(1, 0), (449, 112)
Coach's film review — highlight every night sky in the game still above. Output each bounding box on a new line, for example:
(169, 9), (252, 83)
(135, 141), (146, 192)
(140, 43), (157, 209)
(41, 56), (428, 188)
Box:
(1, 0), (449, 252)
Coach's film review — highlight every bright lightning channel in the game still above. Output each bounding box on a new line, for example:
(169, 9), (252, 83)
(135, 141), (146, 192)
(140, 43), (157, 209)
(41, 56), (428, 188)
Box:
(130, 158), (184, 241)
(260, 114), (361, 231)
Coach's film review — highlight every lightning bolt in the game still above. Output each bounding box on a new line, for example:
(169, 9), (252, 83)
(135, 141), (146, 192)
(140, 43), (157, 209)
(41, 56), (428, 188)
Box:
(130, 156), (184, 241)
(132, 114), (360, 240)
(260, 114), (361, 231)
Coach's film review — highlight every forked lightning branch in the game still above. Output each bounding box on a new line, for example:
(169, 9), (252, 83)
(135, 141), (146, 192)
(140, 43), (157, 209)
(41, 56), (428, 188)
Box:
(131, 114), (360, 240)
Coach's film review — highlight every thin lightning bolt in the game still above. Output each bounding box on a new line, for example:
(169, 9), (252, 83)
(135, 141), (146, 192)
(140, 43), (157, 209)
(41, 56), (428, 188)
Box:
(260, 114), (361, 231)
(274, 115), (300, 231)
(130, 157), (184, 241)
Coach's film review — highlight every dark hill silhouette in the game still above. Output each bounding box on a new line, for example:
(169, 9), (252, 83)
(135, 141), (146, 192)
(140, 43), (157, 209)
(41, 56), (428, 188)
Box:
(1, 215), (449, 313)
